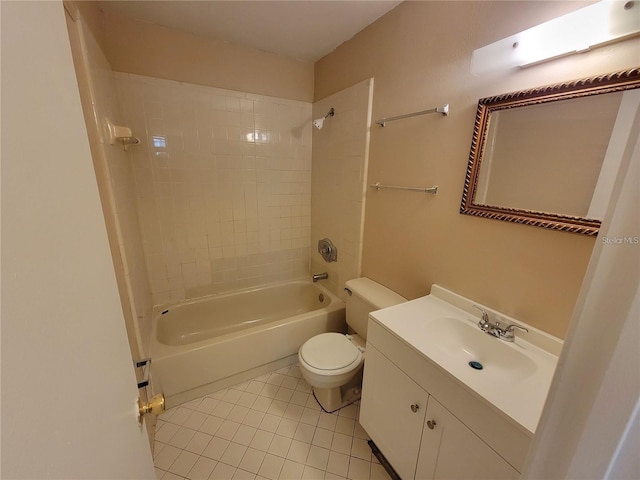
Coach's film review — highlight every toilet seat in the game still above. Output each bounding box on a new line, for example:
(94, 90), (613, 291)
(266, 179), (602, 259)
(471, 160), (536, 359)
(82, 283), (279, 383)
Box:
(300, 333), (363, 371)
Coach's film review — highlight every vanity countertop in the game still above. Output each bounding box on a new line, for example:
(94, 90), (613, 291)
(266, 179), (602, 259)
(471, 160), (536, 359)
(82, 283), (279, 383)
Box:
(369, 285), (562, 435)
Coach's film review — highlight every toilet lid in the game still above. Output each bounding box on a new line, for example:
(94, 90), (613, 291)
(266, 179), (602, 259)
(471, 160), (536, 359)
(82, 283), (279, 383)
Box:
(300, 333), (360, 370)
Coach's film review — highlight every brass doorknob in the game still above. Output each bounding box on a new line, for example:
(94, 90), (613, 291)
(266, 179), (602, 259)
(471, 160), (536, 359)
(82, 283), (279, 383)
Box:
(138, 393), (165, 425)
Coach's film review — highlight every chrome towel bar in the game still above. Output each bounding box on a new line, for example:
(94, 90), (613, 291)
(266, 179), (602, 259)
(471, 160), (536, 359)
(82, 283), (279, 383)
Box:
(370, 182), (438, 195)
(375, 104), (449, 127)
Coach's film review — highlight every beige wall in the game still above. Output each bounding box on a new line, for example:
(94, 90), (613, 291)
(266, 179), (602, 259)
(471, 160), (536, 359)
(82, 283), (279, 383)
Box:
(82, 3), (314, 103)
(314, 1), (640, 338)
(75, 0), (108, 53)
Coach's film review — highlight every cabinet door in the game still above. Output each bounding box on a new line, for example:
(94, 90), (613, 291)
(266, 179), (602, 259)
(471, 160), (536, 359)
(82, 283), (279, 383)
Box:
(416, 397), (519, 480)
(360, 344), (429, 480)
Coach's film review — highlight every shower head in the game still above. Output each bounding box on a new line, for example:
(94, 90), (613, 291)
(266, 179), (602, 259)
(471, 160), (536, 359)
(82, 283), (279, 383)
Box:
(313, 107), (335, 130)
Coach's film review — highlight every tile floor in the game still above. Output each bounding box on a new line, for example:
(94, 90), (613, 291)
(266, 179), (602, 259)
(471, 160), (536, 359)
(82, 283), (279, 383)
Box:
(153, 364), (391, 480)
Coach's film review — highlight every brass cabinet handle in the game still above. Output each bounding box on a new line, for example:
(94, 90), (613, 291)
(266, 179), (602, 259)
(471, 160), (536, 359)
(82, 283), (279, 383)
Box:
(427, 420), (437, 430)
(410, 404), (420, 413)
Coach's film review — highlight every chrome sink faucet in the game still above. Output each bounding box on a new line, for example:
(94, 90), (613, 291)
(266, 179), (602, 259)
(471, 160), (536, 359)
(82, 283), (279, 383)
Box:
(473, 305), (497, 335)
(472, 305), (529, 342)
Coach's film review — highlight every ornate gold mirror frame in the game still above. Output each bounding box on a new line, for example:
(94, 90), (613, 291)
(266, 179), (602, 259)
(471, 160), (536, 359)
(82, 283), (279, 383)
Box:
(460, 68), (640, 236)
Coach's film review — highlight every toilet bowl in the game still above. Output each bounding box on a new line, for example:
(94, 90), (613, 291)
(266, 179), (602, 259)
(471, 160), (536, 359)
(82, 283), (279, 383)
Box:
(298, 333), (364, 385)
(298, 278), (406, 412)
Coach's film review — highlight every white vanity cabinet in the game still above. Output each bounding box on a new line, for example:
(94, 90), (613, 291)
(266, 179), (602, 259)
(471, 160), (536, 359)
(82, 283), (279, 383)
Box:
(360, 320), (526, 480)
(359, 343), (428, 480)
(416, 397), (519, 480)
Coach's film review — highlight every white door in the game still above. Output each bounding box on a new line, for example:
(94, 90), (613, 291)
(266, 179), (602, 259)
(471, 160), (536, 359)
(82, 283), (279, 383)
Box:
(1, 2), (156, 478)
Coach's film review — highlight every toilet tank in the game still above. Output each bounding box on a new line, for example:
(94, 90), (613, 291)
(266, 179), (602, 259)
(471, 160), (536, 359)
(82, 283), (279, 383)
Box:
(344, 277), (407, 339)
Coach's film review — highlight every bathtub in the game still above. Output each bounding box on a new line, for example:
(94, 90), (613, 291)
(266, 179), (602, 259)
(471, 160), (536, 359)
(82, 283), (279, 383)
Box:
(150, 280), (346, 407)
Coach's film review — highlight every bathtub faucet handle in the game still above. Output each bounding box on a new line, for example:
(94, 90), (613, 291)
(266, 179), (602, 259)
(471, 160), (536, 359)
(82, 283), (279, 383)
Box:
(312, 272), (328, 282)
(318, 238), (337, 263)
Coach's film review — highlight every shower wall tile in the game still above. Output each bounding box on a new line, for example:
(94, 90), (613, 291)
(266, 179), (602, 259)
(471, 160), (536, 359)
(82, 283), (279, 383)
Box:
(115, 73), (312, 305)
(311, 79), (374, 300)
(74, 19), (153, 358)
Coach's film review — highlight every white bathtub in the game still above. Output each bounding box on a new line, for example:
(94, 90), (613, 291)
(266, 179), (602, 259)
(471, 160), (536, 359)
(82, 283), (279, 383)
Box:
(150, 280), (346, 407)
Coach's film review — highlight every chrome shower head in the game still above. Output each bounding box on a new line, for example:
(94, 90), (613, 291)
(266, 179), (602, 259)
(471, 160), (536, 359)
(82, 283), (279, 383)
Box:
(313, 107), (335, 130)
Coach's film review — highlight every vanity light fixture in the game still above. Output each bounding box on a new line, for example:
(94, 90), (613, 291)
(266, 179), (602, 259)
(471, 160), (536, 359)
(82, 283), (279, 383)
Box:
(471, 0), (640, 75)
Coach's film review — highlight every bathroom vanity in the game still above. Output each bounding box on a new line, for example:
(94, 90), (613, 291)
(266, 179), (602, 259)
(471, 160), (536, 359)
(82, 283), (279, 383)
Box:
(359, 285), (562, 480)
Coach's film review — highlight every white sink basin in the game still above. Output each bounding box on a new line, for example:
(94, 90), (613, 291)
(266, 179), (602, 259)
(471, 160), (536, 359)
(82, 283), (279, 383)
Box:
(369, 286), (561, 434)
(426, 317), (537, 383)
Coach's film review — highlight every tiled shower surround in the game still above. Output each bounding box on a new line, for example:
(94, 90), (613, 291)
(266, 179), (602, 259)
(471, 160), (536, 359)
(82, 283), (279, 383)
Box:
(115, 74), (313, 305)
(311, 79), (373, 300)
(73, 20), (153, 356)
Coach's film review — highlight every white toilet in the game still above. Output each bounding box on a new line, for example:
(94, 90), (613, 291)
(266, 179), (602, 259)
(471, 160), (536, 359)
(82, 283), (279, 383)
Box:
(298, 277), (406, 412)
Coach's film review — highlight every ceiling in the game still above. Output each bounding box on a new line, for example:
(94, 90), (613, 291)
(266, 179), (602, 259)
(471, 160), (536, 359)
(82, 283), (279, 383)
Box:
(96, 1), (403, 62)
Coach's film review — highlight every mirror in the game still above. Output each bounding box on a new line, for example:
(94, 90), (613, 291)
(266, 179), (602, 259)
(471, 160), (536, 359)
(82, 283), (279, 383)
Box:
(460, 68), (640, 236)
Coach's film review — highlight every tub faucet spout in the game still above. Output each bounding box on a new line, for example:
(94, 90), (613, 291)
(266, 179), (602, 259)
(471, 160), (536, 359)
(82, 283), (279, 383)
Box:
(313, 272), (328, 282)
